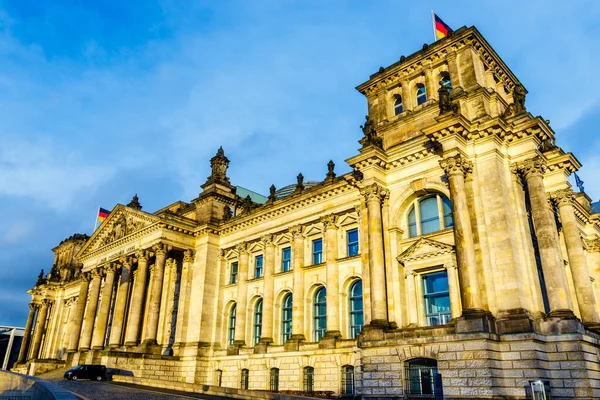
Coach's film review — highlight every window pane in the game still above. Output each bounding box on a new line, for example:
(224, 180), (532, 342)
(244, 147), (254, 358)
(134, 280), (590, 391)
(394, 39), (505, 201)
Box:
(282, 294), (292, 343)
(347, 229), (359, 256)
(314, 287), (327, 341)
(419, 197), (440, 235)
(254, 299), (263, 345)
(349, 280), (364, 339)
(407, 206), (417, 237)
(394, 97), (403, 115)
(423, 271), (451, 326)
(255, 255), (263, 279)
(442, 196), (453, 228)
(424, 273), (449, 294)
(281, 247), (291, 272)
(417, 85), (427, 105)
(230, 262), (238, 284)
(312, 239), (323, 265)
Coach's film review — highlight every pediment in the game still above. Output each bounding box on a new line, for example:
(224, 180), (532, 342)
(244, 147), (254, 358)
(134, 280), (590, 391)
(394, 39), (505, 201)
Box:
(79, 205), (160, 259)
(397, 237), (454, 263)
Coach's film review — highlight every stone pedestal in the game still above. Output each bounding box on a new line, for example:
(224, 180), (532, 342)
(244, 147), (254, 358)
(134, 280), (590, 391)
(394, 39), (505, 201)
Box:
(495, 308), (534, 334)
(455, 310), (496, 334)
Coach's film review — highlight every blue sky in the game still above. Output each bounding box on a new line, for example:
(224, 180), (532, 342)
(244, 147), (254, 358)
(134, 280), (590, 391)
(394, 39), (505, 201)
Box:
(1, 1), (599, 326)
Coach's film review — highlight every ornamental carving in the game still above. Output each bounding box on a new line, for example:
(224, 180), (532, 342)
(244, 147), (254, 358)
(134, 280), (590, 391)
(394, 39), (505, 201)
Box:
(360, 183), (388, 204)
(153, 242), (172, 256)
(549, 188), (574, 207)
(28, 303), (37, 312)
(584, 238), (600, 253)
(321, 214), (337, 229)
(183, 249), (195, 263)
(236, 242), (249, 255)
(261, 234), (274, 247)
(512, 157), (546, 178)
(439, 154), (473, 177)
(289, 225), (303, 238)
(135, 249), (151, 262)
(101, 213), (146, 246)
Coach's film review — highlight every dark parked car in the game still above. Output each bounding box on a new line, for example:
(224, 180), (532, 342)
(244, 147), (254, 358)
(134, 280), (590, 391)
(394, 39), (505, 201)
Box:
(64, 364), (107, 381)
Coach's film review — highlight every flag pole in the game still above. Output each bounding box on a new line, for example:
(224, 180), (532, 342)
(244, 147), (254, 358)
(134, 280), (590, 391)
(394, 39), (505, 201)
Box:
(431, 10), (437, 42)
(93, 206), (99, 232)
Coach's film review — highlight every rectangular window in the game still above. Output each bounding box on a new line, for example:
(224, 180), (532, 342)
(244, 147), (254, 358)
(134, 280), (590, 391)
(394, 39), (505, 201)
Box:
(281, 247), (291, 272)
(312, 238), (323, 265)
(423, 271), (451, 326)
(229, 262), (238, 285)
(254, 255), (263, 279)
(347, 228), (359, 257)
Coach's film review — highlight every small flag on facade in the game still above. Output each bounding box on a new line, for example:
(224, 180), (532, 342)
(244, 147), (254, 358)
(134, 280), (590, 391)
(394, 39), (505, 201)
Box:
(97, 207), (110, 222)
(574, 172), (585, 193)
(432, 12), (453, 40)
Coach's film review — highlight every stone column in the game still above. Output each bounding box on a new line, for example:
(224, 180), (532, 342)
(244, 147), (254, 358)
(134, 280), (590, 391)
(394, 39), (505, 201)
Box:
(444, 263), (462, 318)
(401, 80), (411, 111)
(439, 155), (483, 313)
(424, 67), (436, 101)
(67, 273), (90, 351)
(108, 258), (132, 347)
(30, 300), (50, 360)
(290, 226), (305, 342)
(17, 303), (37, 363)
(79, 269), (102, 350)
(551, 189), (598, 323)
(360, 183), (389, 326)
(404, 271), (418, 325)
(323, 214), (341, 337)
(144, 243), (171, 345)
(158, 258), (175, 346)
(514, 158), (572, 315)
(174, 250), (194, 346)
(260, 236), (276, 344)
(233, 243), (249, 347)
(125, 250), (151, 346)
(92, 264), (117, 349)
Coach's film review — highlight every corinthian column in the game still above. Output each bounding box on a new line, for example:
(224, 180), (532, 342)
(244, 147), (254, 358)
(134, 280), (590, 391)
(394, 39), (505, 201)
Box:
(323, 214), (342, 337)
(92, 264), (117, 349)
(17, 303), (37, 363)
(233, 243), (249, 347)
(514, 157), (572, 315)
(260, 235), (275, 344)
(290, 226), (305, 341)
(144, 243), (171, 345)
(439, 155), (483, 313)
(175, 250), (194, 345)
(109, 258), (132, 347)
(79, 269), (103, 350)
(125, 250), (151, 346)
(551, 189), (598, 323)
(360, 183), (389, 326)
(68, 273), (91, 351)
(30, 300), (50, 360)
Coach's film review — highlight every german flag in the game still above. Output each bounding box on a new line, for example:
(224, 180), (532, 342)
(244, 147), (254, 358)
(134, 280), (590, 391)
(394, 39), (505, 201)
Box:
(434, 13), (453, 40)
(97, 207), (110, 223)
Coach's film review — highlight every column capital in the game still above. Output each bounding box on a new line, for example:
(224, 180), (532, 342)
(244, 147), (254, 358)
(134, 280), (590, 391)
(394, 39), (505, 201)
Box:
(261, 234), (275, 247)
(289, 225), (303, 238)
(106, 263), (118, 273)
(443, 262), (457, 271)
(404, 270), (416, 278)
(512, 156), (546, 178)
(584, 238), (600, 253)
(91, 268), (103, 279)
(236, 242), (249, 256)
(439, 154), (473, 177)
(183, 249), (195, 262)
(153, 242), (172, 256)
(28, 303), (38, 311)
(119, 256), (133, 268)
(320, 214), (337, 230)
(549, 188), (574, 206)
(359, 183), (388, 204)
(135, 249), (152, 262)
(41, 299), (51, 307)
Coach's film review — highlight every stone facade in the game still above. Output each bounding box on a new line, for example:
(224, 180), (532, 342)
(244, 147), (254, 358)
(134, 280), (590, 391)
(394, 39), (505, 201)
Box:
(14, 26), (600, 399)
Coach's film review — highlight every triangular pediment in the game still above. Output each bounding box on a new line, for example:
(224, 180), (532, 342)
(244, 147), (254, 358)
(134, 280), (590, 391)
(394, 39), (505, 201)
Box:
(397, 237), (454, 263)
(78, 205), (161, 259)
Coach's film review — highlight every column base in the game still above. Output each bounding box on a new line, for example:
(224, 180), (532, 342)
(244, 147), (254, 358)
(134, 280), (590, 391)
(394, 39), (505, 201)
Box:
(319, 331), (342, 350)
(547, 309), (577, 319)
(538, 309), (583, 335)
(124, 341), (138, 347)
(496, 308), (534, 334)
(456, 308), (496, 334)
(284, 335), (305, 352)
(227, 345), (240, 356)
(141, 339), (158, 346)
(254, 342), (268, 354)
(258, 337), (274, 344)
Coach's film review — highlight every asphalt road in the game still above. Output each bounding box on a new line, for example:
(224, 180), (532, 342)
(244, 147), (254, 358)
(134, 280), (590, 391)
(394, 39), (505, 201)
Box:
(53, 379), (229, 400)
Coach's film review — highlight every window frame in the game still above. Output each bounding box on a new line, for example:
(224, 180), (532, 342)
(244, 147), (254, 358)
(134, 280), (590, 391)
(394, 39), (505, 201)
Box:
(281, 247), (291, 272)
(228, 304), (237, 346)
(313, 287), (327, 341)
(346, 228), (359, 257)
(349, 280), (364, 339)
(422, 271), (452, 326)
(407, 194), (453, 238)
(281, 293), (293, 344)
(229, 261), (239, 285)
(312, 238), (323, 265)
(253, 298), (263, 345)
(254, 254), (264, 279)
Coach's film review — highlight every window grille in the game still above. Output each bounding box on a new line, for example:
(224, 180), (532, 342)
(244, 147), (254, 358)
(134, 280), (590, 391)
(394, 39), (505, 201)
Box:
(269, 368), (279, 392)
(404, 358), (438, 398)
(240, 368), (249, 390)
(341, 365), (354, 396)
(303, 366), (314, 392)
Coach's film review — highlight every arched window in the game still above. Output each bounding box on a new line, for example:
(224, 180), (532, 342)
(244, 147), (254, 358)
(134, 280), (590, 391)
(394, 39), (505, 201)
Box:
(440, 72), (452, 90)
(253, 299), (263, 345)
(394, 96), (403, 115)
(228, 304), (236, 346)
(281, 293), (293, 343)
(407, 194), (453, 237)
(313, 287), (327, 342)
(240, 368), (249, 390)
(349, 280), (364, 339)
(303, 366), (315, 392)
(214, 369), (222, 387)
(416, 84), (427, 105)
(341, 365), (355, 396)
(269, 368), (279, 392)
(404, 358), (438, 397)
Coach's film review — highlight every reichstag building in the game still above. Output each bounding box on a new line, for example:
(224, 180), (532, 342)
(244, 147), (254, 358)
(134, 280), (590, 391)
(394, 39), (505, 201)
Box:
(14, 26), (600, 399)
